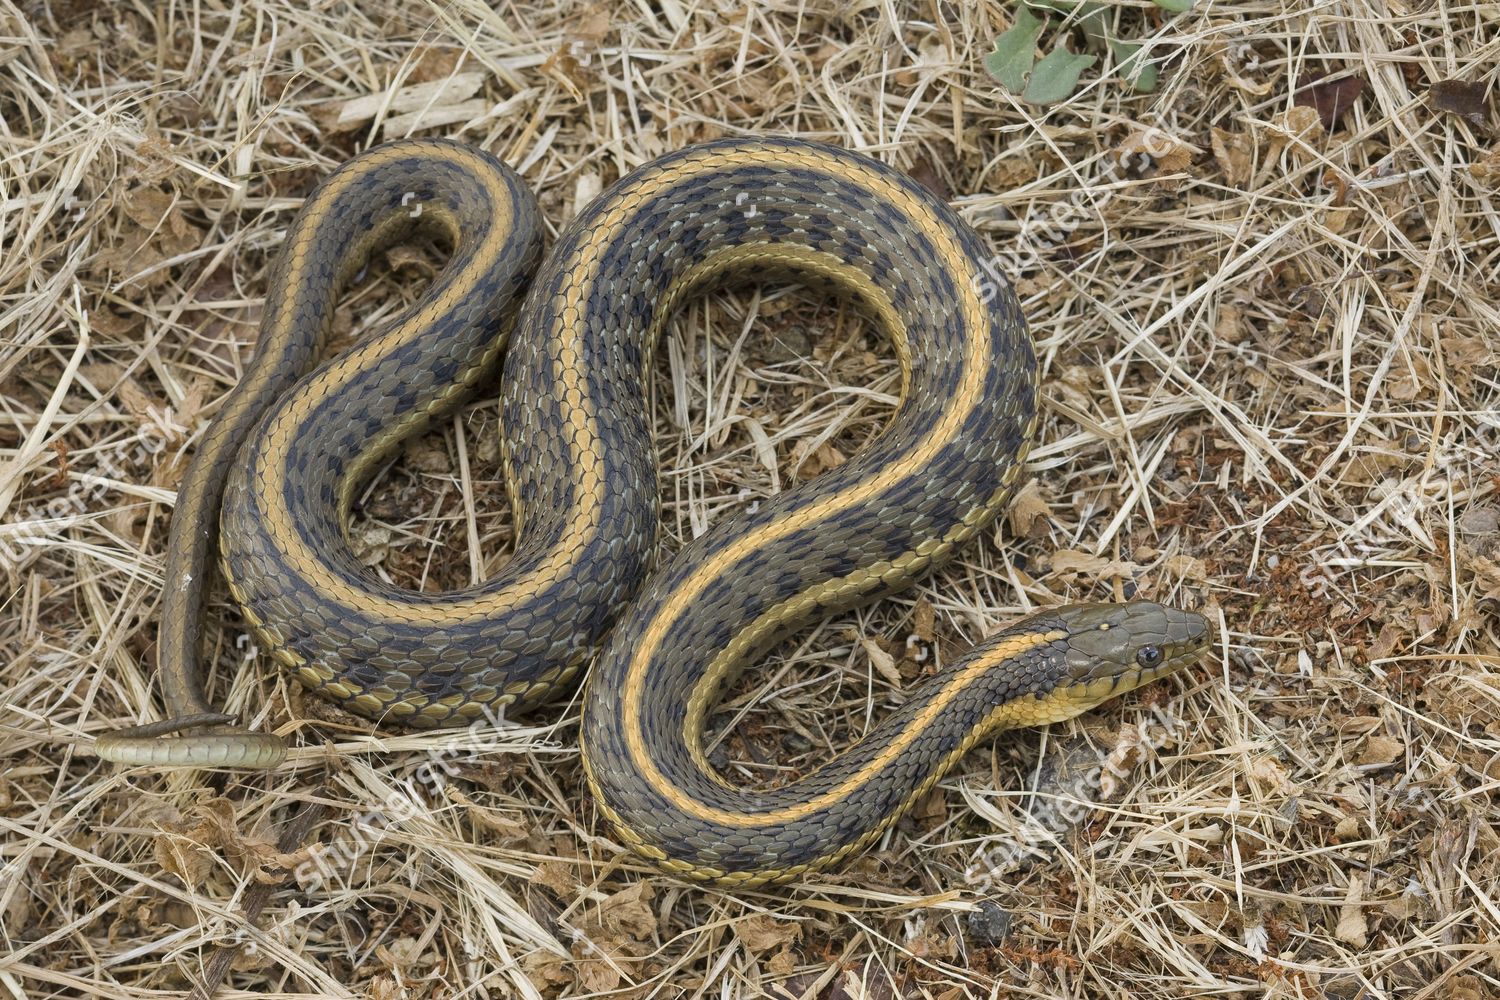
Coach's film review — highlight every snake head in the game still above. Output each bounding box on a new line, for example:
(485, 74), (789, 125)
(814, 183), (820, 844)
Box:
(1054, 601), (1213, 697)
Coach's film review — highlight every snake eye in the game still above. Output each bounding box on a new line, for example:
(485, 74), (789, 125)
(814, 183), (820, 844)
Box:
(1136, 645), (1163, 668)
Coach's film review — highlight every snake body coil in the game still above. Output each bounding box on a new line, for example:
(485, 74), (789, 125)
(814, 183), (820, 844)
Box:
(98, 138), (1211, 884)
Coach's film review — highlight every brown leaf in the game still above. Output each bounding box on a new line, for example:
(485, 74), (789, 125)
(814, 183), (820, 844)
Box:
(542, 6), (611, 101)
(407, 45), (464, 84)
(912, 787), (947, 823)
(1368, 622), (1407, 660)
(793, 440), (846, 480)
(1115, 128), (1198, 177)
(154, 832), (213, 889)
(1247, 756), (1296, 795)
(736, 914), (801, 954)
(1335, 878), (1368, 947)
(1430, 80), (1488, 125)
(1470, 147), (1500, 189)
(861, 638), (903, 687)
(595, 881), (656, 940)
(1048, 549), (1140, 580)
(369, 975), (403, 1000)
(572, 945), (623, 992)
(89, 308), (141, 338)
(1266, 106), (1324, 159)
(1006, 479), (1050, 539)
(907, 157), (950, 201)
(403, 438), (451, 474)
(1359, 735), (1403, 766)
(912, 597), (935, 643)
(531, 860), (578, 897)
(1210, 127), (1255, 186)
(1294, 71), (1365, 131)
(1443, 331), (1499, 393)
(523, 951), (571, 989)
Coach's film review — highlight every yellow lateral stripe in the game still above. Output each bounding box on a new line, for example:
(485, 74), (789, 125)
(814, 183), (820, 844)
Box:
(620, 149), (995, 822)
(623, 628), (1063, 827)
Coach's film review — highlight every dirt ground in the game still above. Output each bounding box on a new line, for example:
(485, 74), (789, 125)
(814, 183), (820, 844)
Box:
(1, 1), (1497, 998)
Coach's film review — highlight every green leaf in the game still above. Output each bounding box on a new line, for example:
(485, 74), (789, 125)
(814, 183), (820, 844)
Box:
(1026, 0), (1110, 49)
(1109, 39), (1158, 93)
(1151, 0), (1193, 11)
(984, 7), (1046, 92)
(1022, 46), (1097, 105)
(1023, 0), (1094, 12)
(1027, 0), (1109, 49)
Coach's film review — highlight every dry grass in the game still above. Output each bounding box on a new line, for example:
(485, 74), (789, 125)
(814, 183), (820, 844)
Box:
(2, 1), (1499, 997)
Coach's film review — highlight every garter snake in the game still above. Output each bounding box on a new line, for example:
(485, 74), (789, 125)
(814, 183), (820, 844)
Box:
(97, 137), (1213, 885)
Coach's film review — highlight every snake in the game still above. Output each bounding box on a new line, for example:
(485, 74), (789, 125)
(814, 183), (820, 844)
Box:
(96, 137), (1213, 885)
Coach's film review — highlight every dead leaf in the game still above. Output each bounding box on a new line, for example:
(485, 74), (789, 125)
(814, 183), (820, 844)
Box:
(88, 308), (141, 338)
(793, 440), (846, 480)
(1334, 878), (1368, 947)
(369, 975), (403, 1000)
(1368, 622), (1407, 660)
(524, 951), (571, 989)
(1294, 71), (1365, 131)
(1445, 976), (1487, 1000)
(1359, 735), (1403, 766)
(595, 881), (656, 940)
(1006, 479), (1050, 538)
(1210, 127), (1255, 186)
(1387, 352), (1430, 400)
(1324, 206), (1354, 234)
(1048, 549), (1140, 580)
(403, 438), (451, 474)
(1115, 128), (1198, 176)
(1442, 333), (1498, 392)
(1430, 80), (1488, 125)
(542, 6), (610, 101)
(912, 598), (935, 643)
(861, 638), (903, 687)
(572, 936), (631, 993)
(912, 787), (947, 823)
(736, 914), (801, 953)
(95, 188), (203, 288)
(531, 860), (578, 897)
(1267, 105), (1325, 159)
(907, 157), (950, 201)
(407, 45), (464, 84)
(1165, 553), (1210, 582)
(1099, 724), (1145, 800)
(1214, 42), (1273, 96)
(349, 523), (395, 567)
(154, 832), (214, 890)
(1246, 756), (1297, 795)
(1470, 147), (1500, 189)
(1214, 300), (1247, 344)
